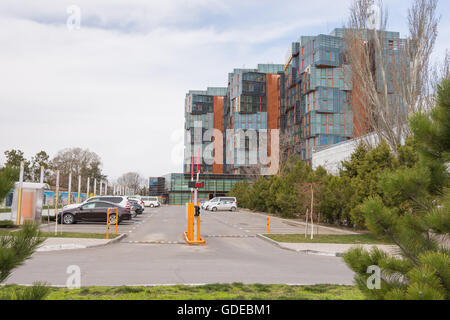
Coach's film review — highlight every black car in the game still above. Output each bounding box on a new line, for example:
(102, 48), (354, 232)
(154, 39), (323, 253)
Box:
(57, 201), (132, 224)
(129, 200), (143, 215)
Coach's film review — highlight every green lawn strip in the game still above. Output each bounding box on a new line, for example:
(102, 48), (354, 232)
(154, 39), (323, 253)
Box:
(0, 284), (363, 300)
(265, 233), (393, 245)
(0, 230), (118, 239)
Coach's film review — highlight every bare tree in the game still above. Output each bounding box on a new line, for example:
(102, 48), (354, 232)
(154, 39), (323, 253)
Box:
(51, 148), (106, 190)
(344, 0), (440, 154)
(117, 172), (145, 195)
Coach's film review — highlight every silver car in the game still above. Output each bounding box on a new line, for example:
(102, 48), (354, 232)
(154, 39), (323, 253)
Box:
(209, 200), (237, 212)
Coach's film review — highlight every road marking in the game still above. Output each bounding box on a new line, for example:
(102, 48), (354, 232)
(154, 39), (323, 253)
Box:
(204, 235), (255, 238)
(126, 240), (183, 245)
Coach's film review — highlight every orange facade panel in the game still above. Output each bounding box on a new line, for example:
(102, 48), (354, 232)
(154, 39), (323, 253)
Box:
(266, 73), (281, 158)
(213, 96), (224, 174)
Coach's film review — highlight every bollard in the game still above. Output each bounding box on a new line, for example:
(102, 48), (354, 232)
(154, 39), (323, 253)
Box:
(106, 209), (110, 239)
(106, 208), (119, 239)
(267, 217), (270, 234)
(115, 208), (119, 235)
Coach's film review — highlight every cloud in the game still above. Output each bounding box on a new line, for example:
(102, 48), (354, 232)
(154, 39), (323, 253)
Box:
(0, 0), (448, 181)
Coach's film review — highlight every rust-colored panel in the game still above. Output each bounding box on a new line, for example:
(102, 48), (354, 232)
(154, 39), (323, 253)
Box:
(213, 96), (224, 174)
(21, 191), (35, 220)
(266, 74), (281, 158)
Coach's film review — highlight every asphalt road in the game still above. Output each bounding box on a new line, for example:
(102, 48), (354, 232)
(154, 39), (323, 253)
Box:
(6, 206), (355, 286)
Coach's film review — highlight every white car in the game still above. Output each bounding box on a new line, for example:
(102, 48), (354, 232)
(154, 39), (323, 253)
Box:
(209, 200), (238, 212)
(204, 197), (237, 210)
(141, 196), (161, 207)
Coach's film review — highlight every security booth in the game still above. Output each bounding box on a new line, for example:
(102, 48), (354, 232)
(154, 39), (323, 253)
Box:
(10, 182), (50, 225)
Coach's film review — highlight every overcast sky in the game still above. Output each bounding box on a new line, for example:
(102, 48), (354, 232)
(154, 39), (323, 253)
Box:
(0, 0), (449, 181)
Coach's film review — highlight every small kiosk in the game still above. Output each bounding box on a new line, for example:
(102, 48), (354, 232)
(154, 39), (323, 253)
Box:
(10, 182), (50, 225)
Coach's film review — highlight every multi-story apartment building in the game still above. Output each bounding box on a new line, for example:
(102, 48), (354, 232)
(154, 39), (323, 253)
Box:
(281, 29), (353, 163)
(223, 64), (284, 174)
(280, 28), (405, 163)
(184, 87), (227, 174)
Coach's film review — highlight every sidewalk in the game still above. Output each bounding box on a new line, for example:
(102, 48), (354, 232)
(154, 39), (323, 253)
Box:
(239, 208), (357, 235)
(257, 234), (399, 257)
(36, 234), (126, 252)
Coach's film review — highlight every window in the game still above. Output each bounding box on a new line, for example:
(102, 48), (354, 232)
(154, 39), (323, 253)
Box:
(388, 40), (394, 50)
(82, 203), (96, 210)
(95, 202), (111, 208)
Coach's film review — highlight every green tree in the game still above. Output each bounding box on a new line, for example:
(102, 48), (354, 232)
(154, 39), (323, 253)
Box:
(4, 149), (31, 181)
(0, 167), (19, 202)
(228, 180), (251, 209)
(30, 151), (52, 183)
(0, 222), (50, 300)
(341, 141), (398, 227)
(248, 177), (271, 212)
(343, 79), (450, 300)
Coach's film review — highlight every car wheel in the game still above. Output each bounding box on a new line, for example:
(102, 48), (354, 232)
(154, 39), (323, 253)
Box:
(150, 204), (154, 208)
(231, 207), (236, 212)
(212, 207), (217, 212)
(63, 213), (75, 225)
(109, 214), (117, 225)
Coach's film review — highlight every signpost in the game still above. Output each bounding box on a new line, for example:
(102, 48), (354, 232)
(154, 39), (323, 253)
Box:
(54, 170), (60, 235)
(68, 173), (72, 205)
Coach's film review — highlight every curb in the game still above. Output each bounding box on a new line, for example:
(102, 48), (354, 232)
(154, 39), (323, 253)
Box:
(37, 234), (128, 252)
(106, 233), (127, 245)
(256, 234), (342, 257)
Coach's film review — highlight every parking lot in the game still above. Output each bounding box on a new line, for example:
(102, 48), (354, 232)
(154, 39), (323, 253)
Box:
(6, 205), (355, 286)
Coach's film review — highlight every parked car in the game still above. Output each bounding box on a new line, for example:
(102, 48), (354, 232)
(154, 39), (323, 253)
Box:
(57, 201), (132, 225)
(85, 196), (131, 208)
(209, 199), (238, 212)
(204, 197), (237, 210)
(141, 196), (161, 208)
(128, 197), (145, 212)
(128, 199), (143, 215)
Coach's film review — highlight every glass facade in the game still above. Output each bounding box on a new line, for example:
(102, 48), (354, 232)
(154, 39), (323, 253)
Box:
(155, 173), (255, 205)
(281, 28), (405, 163)
(224, 64), (284, 174)
(149, 177), (165, 196)
(184, 87), (227, 174)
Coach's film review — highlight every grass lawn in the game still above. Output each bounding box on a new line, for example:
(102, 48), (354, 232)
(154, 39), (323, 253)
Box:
(265, 233), (393, 245)
(0, 284), (364, 300)
(0, 230), (118, 239)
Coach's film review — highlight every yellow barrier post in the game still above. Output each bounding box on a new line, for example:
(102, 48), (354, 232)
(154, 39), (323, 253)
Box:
(184, 203), (205, 245)
(196, 214), (201, 242)
(16, 187), (23, 225)
(115, 208), (119, 235)
(16, 161), (24, 225)
(106, 208), (110, 240)
(267, 217), (270, 234)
